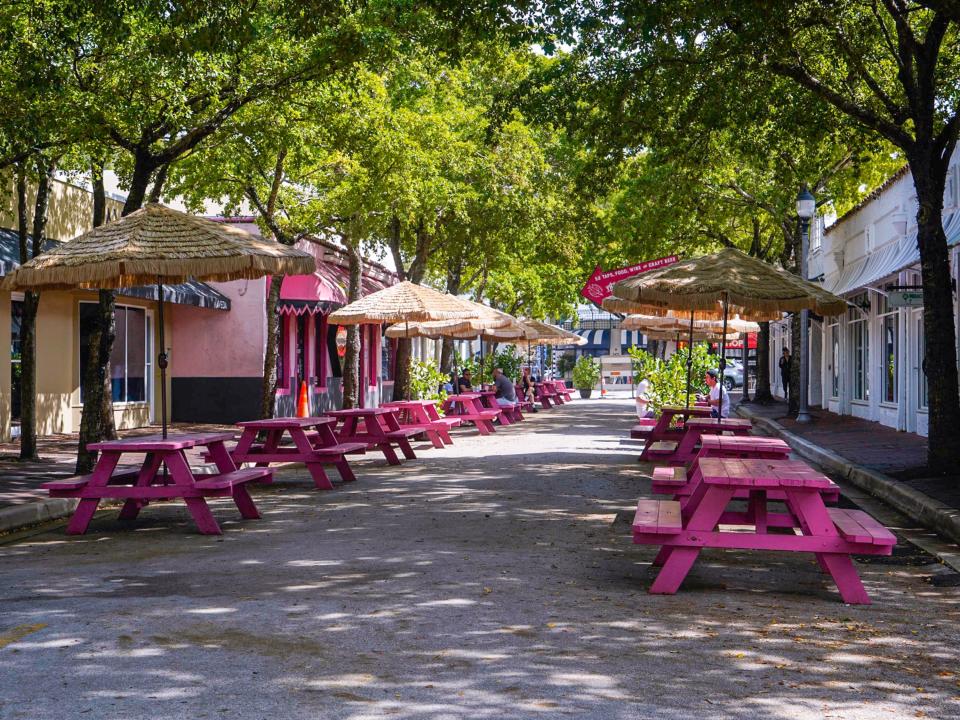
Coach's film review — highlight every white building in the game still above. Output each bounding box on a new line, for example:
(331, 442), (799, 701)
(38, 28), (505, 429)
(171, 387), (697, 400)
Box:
(771, 154), (960, 437)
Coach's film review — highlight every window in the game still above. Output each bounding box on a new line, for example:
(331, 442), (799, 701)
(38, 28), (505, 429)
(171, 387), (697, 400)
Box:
(277, 315), (289, 389)
(80, 303), (148, 403)
(314, 314), (328, 385)
(811, 217), (822, 253)
(829, 320), (840, 398)
(848, 294), (870, 401)
(946, 165), (959, 209)
(381, 331), (394, 381)
(878, 296), (898, 404)
(918, 316), (928, 409)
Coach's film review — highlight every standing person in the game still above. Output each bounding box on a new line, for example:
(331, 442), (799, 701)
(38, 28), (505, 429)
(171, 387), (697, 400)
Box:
(521, 367), (538, 411)
(704, 369), (730, 418)
(492, 368), (517, 407)
(779, 347), (792, 402)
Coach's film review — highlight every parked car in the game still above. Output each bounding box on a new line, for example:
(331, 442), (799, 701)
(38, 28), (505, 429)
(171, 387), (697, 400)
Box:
(713, 360), (743, 390)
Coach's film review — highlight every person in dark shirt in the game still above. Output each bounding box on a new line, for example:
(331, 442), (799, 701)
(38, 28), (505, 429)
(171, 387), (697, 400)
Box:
(458, 369), (473, 394)
(779, 347), (792, 401)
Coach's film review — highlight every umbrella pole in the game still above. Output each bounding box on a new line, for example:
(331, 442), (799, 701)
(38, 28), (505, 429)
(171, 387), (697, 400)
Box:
(685, 310), (694, 410)
(406, 320), (411, 401)
(157, 277), (168, 439)
(718, 295), (729, 424)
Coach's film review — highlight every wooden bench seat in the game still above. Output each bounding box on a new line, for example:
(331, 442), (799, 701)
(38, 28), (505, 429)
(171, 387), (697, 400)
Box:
(630, 423), (656, 439)
(451, 410), (499, 435)
(651, 466), (688, 493)
(632, 499), (682, 537)
(646, 440), (678, 456)
(828, 508), (897, 546)
(193, 468), (273, 493)
(42, 469), (141, 496)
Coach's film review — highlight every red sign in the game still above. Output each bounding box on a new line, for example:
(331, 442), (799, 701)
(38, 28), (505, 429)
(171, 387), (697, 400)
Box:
(718, 334), (757, 351)
(335, 325), (347, 357)
(580, 255), (679, 306)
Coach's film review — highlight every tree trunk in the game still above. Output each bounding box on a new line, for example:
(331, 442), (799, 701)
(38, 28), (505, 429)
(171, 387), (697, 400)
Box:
(341, 239), (363, 409)
(18, 159), (54, 460)
(261, 277), (282, 419)
(440, 256), (464, 375)
(910, 154), (960, 472)
(76, 161), (115, 473)
(788, 314), (800, 414)
(754, 322), (773, 402)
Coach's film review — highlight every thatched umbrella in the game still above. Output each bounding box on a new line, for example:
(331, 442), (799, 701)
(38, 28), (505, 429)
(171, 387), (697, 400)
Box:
(0, 203), (315, 438)
(609, 246), (847, 418)
(328, 280), (476, 325)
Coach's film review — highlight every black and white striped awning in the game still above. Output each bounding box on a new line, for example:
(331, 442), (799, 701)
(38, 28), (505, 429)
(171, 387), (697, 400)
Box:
(571, 329), (645, 350)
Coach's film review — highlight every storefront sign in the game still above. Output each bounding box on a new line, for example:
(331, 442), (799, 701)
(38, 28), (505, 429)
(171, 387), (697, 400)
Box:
(888, 289), (923, 308)
(335, 325), (348, 357)
(580, 255), (679, 306)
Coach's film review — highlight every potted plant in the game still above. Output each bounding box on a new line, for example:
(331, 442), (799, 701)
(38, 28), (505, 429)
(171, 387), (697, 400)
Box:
(572, 355), (601, 398)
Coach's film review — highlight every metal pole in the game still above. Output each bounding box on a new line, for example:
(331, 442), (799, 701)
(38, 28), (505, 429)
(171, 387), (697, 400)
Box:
(157, 277), (168, 439)
(797, 215), (812, 423)
(717, 295), (729, 424)
(741, 330), (750, 402)
(684, 310), (694, 409)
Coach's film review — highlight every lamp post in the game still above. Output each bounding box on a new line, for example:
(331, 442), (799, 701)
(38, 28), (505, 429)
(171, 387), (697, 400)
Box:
(796, 186), (816, 424)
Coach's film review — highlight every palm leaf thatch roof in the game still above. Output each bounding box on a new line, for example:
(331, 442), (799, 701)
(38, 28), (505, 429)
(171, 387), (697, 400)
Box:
(0, 203), (315, 290)
(384, 299), (519, 338)
(610, 247), (848, 317)
(328, 280), (477, 325)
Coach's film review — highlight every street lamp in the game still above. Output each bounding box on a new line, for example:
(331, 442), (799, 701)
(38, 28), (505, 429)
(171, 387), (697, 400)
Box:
(796, 186), (816, 424)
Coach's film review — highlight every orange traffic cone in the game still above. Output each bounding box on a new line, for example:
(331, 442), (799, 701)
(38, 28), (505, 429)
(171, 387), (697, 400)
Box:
(296, 381), (310, 417)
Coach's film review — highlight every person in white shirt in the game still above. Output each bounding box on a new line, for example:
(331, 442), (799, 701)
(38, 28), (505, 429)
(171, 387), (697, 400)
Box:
(704, 369), (730, 418)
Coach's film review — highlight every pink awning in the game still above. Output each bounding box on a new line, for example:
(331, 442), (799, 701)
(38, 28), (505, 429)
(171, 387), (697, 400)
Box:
(276, 262), (394, 315)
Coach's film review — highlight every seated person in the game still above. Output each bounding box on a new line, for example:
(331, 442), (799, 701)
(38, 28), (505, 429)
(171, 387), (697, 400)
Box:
(704, 369), (730, 418)
(520, 367), (538, 407)
(492, 368), (517, 407)
(458, 369), (473, 394)
(635, 378), (654, 419)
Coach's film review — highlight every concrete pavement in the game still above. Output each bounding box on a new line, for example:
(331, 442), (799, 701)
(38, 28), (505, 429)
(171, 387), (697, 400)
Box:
(1, 398), (958, 719)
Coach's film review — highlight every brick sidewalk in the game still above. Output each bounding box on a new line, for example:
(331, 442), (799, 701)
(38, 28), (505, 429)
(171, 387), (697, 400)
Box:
(743, 400), (960, 511)
(0, 423), (234, 511)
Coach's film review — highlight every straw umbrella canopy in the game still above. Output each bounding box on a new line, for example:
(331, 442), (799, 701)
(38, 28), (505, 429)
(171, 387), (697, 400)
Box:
(602, 295), (782, 322)
(609, 247), (847, 416)
(327, 280), (477, 325)
(0, 203), (316, 438)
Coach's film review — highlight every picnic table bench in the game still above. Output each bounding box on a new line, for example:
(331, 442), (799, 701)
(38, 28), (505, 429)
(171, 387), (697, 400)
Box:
(633, 457), (894, 604)
(646, 416), (753, 464)
(441, 393), (500, 435)
(513, 384), (537, 414)
(535, 382), (561, 410)
(551, 380), (573, 402)
(223, 417), (365, 490)
(636, 405), (713, 461)
(476, 389), (524, 424)
(382, 399), (459, 448)
(43, 432), (271, 535)
(328, 407), (420, 465)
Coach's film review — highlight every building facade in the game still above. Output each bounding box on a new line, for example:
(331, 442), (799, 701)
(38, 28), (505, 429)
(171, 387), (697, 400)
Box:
(771, 153), (960, 437)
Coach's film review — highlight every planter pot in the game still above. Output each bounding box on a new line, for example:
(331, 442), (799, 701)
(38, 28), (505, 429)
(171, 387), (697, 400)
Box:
(578, 389), (593, 399)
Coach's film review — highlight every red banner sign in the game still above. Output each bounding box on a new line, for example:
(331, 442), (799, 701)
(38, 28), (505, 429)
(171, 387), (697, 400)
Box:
(580, 255), (679, 306)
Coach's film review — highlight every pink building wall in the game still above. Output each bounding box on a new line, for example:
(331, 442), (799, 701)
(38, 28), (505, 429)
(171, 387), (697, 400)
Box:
(170, 277), (267, 378)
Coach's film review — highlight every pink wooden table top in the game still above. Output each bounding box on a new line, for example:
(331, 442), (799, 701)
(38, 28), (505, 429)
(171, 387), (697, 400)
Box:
(89, 431), (234, 452)
(383, 400), (436, 407)
(327, 407), (392, 416)
(237, 417), (335, 429)
(684, 417), (753, 429)
(446, 393), (480, 401)
(661, 405), (712, 416)
(699, 458), (837, 491)
(699, 435), (790, 452)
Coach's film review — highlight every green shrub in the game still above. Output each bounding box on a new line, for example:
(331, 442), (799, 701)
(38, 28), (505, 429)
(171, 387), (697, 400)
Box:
(572, 355), (601, 389)
(628, 344), (714, 414)
(409, 358), (449, 407)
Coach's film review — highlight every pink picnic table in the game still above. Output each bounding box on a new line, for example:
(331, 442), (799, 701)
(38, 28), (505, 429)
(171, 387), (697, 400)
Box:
(633, 457), (896, 604)
(327, 407), (420, 465)
(534, 382), (560, 409)
(636, 405), (713, 461)
(441, 393), (500, 434)
(476, 389), (524, 424)
(42, 432), (271, 535)
(542, 380), (567, 405)
(382, 399), (460, 448)
(649, 416), (753, 464)
(549, 380), (573, 401)
(229, 417), (367, 490)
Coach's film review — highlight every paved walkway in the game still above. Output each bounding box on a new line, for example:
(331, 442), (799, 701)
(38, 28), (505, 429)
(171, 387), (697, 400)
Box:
(1, 399), (958, 719)
(743, 400), (960, 511)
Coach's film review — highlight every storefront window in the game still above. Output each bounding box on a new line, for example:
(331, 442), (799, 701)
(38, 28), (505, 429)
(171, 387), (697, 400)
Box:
(381, 330), (393, 381)
(80, 303), (147, 403)
(878, 296), (897, 404)
(829, 321), (840, 398)
(848, 295), (869, 402)
(277, 315), (288, 389)
(918, 316), (928, 409)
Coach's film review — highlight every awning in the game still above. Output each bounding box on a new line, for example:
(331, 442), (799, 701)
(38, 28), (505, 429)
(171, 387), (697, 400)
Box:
(0, 228), (230, 311)
(572, 328), (646, 350)
(277, 262), (394, 315)
(825, 210), (960, 296)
